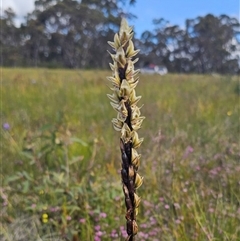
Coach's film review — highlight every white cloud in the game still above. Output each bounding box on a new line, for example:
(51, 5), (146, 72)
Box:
(2, 0), (35, 26)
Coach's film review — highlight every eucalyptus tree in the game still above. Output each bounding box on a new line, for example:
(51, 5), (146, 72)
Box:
(0, 8), (22, 66)
(183, 14), (240, 74)
(20, 0), (135, 68)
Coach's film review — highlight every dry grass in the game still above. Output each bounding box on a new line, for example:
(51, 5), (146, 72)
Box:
(1, 68), (239, 241)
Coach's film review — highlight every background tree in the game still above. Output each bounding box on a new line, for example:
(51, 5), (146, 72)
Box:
(183, 14), (240, 74)
(137, 14), (239, 74)
(0, 8), (22, 66)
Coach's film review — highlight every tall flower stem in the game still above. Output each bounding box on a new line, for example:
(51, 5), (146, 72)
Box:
(107, 18), (144, 241)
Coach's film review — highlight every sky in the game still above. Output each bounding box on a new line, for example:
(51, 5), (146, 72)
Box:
(1, 0), (239, 37)
(127, 0), (239, 37)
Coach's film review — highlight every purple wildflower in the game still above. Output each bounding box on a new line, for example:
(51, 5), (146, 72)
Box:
(99, 212), (107, 218)
(79, 218), (86, 224)
(3, 123), (10, 130)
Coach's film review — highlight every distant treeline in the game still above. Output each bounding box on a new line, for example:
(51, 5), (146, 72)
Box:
(1, 0), (239, 74)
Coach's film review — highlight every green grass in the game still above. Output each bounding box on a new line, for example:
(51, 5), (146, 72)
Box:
(1, 68), (239, 241)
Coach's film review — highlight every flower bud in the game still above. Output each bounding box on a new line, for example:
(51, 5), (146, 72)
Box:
(132, 220), (138, 235)
(135, 173), (143, 189)
(112, 118), (123, 131)
(134, 193), (141, 208)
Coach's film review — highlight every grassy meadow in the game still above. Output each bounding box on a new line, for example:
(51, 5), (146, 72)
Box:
(1, 68), (239, 241)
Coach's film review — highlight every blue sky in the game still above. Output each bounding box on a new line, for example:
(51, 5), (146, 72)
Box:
(127, 0), (239, 37)
(2, 0), (239, 38)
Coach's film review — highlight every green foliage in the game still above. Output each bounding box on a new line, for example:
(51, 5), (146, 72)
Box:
(1, 68), (239, 241)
